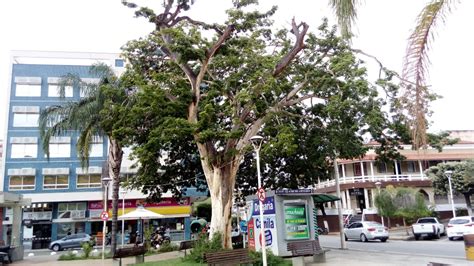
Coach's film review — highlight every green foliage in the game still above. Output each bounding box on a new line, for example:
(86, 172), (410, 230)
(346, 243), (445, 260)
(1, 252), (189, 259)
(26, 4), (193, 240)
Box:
(184, 233), (223, 263)
(427, 132), (459, 152)
(426, 161), (474, 196)
(158, 242), (179, 253)
(58, 251), (80, 261)
(81, 242), (93, 259)
(374, 189), (397, 218)
(249, 249), (290, 266)
(196, 203), (212, 222)
(144, 226), (154, 250)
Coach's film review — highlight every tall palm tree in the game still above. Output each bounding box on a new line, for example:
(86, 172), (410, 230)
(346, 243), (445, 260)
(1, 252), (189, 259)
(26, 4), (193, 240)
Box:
(330, 0), (454, 149)
(39, 63), (125, 255)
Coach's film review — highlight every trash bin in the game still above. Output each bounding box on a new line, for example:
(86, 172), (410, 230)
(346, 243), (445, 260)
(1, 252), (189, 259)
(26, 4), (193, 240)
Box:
(464, 234), (474, 260)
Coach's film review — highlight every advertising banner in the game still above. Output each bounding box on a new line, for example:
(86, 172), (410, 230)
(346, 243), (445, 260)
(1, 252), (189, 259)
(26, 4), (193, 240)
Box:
(251, 196), (279, 254)
(284, 203), (310, 240)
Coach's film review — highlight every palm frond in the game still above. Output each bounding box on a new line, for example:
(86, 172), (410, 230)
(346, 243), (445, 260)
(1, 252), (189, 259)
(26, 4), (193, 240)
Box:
(402, 0), (454, 149)
(329, 0), (361, 40)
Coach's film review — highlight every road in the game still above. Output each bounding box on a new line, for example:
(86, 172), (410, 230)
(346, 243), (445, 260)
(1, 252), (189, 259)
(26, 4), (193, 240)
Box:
(319, 234), (466, 259)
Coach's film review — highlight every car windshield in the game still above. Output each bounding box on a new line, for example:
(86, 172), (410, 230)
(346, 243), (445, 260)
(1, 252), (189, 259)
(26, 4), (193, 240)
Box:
(418, 218), (436, 223)
(450, 219), (470, 224)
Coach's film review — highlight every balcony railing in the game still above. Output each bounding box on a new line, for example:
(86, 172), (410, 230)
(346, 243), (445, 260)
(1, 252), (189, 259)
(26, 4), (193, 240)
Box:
(315, 174), (427, 189)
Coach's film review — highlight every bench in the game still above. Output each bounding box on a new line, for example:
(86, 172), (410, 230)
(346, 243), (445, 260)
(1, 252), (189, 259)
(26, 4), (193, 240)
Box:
(113, 245), (146, 266)
(287, 240), (329, 266)
(0, 246), (11, 265)
(204, 248), (254, 266)
(178, 240), (195, 256)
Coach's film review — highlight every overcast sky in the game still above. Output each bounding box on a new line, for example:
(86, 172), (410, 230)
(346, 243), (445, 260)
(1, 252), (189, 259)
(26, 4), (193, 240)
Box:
(1, 0), (473, 137)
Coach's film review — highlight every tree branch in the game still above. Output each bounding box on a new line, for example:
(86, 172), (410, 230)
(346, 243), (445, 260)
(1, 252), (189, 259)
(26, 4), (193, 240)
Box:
(273, 18), (309, 77)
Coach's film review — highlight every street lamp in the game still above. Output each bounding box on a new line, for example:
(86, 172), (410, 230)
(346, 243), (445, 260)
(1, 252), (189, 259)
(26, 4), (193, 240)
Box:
(333, 154), (346, 250)
(375, 181), (384, 227)
(250, 135), (267, 266)
(101, 176), (112, 260)
(120, 189), (127, 247)
(445, 170), (456, 218)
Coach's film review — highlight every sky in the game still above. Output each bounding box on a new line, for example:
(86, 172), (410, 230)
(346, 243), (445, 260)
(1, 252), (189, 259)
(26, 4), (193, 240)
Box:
(0, 0), (473, 137)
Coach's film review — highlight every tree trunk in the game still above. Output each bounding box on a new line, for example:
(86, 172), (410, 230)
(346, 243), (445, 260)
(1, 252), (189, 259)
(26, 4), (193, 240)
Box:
(203, 162), (238, 249)
(402, 218), (409, 235)
(108, 138), (124, 256)
(464, 193), (473, 216)
(387, 217), (391, 229)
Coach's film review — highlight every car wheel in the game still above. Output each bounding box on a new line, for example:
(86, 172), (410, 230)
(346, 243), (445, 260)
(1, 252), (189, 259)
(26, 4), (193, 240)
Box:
(52, 244), (61, 251)
(414, 234), (420, 240)
(448, 237), (454, 241)
(380, 238), (387, 243)
(360, 234), (368, 242)
(344, 234), (348, 241)
(434, 231), (441, 239)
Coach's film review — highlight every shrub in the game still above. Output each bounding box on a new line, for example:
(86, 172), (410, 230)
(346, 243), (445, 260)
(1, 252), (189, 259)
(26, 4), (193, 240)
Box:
(81, 242), (93, 259)
(158, 242), (178, 253)
(184, 232), (223, 263)
(249, 249), (289, 266)
(58, 251), (79, 261)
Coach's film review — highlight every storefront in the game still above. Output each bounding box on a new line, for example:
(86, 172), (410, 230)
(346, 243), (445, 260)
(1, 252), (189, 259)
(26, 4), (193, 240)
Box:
(22, 204), (53, 249)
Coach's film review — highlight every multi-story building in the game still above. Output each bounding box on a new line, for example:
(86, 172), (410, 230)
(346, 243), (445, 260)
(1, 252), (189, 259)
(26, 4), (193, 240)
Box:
(2, 51), (202, 249)
(314, 130), (474, 232)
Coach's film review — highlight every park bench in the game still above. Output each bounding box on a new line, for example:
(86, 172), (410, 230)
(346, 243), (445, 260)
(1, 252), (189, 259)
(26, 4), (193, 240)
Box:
(287, 239), (329, 265)
(0, 245), (11, 265)
(178, 240), (196, 256)
(204, 248), (254, 266)
(113, 245), (146, 266)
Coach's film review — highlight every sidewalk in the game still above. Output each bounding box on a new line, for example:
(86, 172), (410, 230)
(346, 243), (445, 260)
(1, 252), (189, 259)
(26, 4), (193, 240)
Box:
(14, 248), (474, 266)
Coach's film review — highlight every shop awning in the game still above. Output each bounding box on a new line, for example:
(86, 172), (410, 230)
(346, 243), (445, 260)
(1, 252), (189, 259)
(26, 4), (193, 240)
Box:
(312, 194), (340, 204)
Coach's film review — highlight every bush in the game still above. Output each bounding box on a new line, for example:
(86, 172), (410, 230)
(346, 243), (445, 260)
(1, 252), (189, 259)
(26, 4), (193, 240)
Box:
(158, 242), (178, 253)
(249, 249), (290, 266)
(58, 251), (80, 261)
(184, 232), (223, 263)
(81, 242), (93, 259)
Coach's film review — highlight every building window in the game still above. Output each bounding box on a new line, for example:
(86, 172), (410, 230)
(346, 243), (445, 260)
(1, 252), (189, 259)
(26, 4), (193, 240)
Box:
(11, 143), (37, 158)
(49, 143), (70, 158)
(43, 175), (69, 189)
(377, 162), (388, 173)
(48, 84), (73, 97)
(115, 59), (124, 67)
(77, 174), (101, 188)
(407, 161), (416, 173)
(9, 175), (35, 190)
(15, 84), (41, 97)
(80, 136), (103, 157)
(13, 113), (39, 127)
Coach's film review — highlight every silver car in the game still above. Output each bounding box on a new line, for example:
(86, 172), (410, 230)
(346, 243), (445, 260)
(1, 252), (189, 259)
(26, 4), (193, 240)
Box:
(344, 221), (389, 242)
(49, 233), (92, 251)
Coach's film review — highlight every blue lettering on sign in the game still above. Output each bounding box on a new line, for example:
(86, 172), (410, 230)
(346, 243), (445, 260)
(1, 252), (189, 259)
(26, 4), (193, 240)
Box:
(259, 229), (272, 246)
(255, 217), (275, 229)
(252, 196), (275, 216)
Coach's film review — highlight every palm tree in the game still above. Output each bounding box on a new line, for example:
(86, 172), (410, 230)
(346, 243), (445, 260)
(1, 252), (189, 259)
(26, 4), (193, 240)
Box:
(39, 63), (126, 255)
(329, 0), (454, 149)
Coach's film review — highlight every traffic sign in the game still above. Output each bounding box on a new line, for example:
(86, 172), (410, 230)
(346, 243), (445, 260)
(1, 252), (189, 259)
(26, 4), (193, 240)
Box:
(257, 187), (266, 203)
(100, 211), (109, 221)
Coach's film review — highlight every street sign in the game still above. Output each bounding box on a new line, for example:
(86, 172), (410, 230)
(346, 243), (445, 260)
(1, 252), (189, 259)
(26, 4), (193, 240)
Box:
(100, 211), (109, 221)
(257, 187), (266, 203)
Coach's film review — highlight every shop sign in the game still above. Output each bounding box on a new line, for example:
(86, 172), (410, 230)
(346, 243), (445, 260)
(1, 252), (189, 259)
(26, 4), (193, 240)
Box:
(275, 189), (314, 195)
(349, 188), (364, 196)
(251, 196), (275, 216)
(23, 211), (52, 221)
(88, 197), (190, 210)
(253, 215), (278, 254)
(247, 219), (255, 250)
(284, 203), (309, 240)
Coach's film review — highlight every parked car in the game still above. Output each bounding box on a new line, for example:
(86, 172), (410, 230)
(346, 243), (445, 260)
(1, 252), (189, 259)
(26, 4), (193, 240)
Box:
(49, 233), (92, 251)
(447, 216), (474, 241)
(412, 217), (446, 240)
(344, 221), (389, 242)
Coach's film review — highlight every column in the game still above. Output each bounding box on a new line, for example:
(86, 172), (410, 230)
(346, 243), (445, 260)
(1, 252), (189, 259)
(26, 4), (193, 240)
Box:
(346, 190), (352, 210)
(370, 162), (375, 181)
(418, 160), (424, 180)
(85, 222), (92, 235)
(184, 217), (191, 240)
(341, 190), (347, 209)
(364, 188), (370, 209)
(341, 164), (346, 178)
(360, 161), (365, 181)
(394, 161), (399, 179)
(11, 206), (21, 246)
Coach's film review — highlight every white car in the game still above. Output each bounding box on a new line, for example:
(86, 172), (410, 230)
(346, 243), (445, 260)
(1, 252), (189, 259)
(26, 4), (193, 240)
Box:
(344, 221), (389, 242)
(447, 216), (474, 240)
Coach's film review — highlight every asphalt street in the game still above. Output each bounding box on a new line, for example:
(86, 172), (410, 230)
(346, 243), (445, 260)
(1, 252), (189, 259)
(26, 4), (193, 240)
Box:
(319, 234), (466, 259)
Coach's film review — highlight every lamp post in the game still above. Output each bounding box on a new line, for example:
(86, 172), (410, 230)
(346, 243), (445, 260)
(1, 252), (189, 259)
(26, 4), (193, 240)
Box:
(250, 135), (267, 266)
(375, 181), (384, 227)
(120, 189), (127, 247)
(445, 170), (456, 218)
(101, 176), (112, 260)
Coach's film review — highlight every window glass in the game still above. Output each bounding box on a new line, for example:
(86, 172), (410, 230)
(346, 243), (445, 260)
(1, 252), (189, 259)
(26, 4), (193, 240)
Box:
(43, 175), (69, 189)
(49, 143), (71, 158)
(377, 162), (387, 173)
(407, 161), (416, 173)
(58, 203), (67, 212)
(90, 143), (103, 157)
(11, 144), (37, 158)
(77, 175), (101, 188)
(15, 84), (41, 97)
(9, 176), (35, 190)
(48, 84), (73, 97)
(13, 113), (39, 127)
